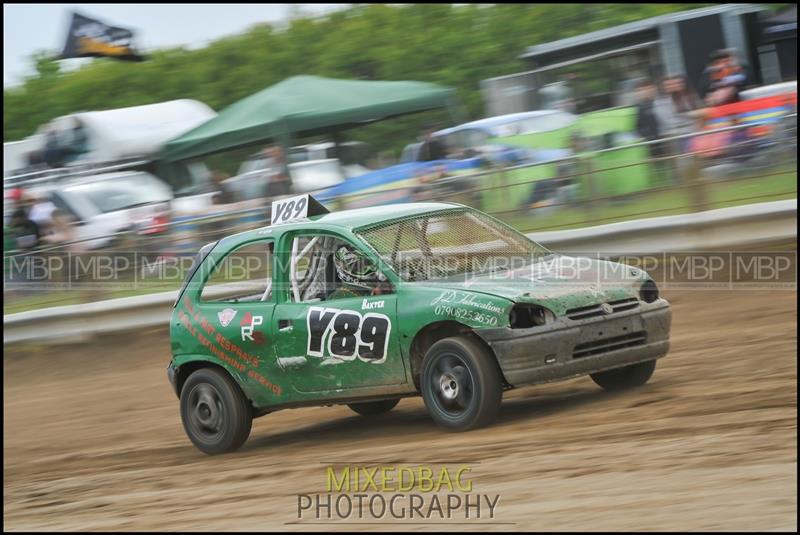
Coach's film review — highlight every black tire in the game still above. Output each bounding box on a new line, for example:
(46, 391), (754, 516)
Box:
(180, 367), (253, 454)
(420, 337), (503, 431)
(347, 398), (400, 416)
(590, 359), (657, 391)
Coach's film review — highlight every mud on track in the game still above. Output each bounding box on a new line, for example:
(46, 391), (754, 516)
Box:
(3, 290), (797, 531)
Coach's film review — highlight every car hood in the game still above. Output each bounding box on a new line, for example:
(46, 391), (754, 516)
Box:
(415, 255), (650, 316)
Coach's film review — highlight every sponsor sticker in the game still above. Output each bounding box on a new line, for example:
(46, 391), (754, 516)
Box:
(240, 312), (265, 344)
(218, 308), (237, 327)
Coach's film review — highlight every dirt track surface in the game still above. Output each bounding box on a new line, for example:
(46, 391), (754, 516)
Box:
(4, 290), (797, 531)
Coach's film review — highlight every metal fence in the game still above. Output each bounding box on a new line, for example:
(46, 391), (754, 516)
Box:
(4, 116), (797, 314)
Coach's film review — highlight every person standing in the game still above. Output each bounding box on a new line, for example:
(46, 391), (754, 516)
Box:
(656, 75), (702, 151)
(264, 145), (292, 199)
(5, 206), (39, 294)
(700, 49), (749, 107)
(417, 125), (447, 162)
(655, 75), (702, 183)
(28, 192), (57, 236)
(635, 79), (661, 141)
(8, 205), (41, 252)
(656, 75), (700, 137)
(635, 79), (671, 185)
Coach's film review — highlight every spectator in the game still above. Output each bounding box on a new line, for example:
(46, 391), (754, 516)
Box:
(700, 49), (749, 107)
(5, 204), (40, 293)
(42, 209), (84, 251)
(8, 205), (41, 251)
(411, 164), (447, 202)
(264, 145), (292, 199)
(656, 75), (701, 138)
(635, 79), (661, 141)
(635, 79), (672, 185)
(28, 192), (57, 233)
(39, 209), (86, 286)
(656, 75), (703, 182)
(4, 188), (24, 227)
(417, 124), (447, 162)
(211, 171), (234, 205)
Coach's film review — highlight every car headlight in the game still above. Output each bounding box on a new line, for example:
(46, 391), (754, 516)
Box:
(640, 279), (659, 303)
(509, 304), (554, 328)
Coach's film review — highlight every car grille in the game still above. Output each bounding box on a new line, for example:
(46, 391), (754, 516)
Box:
(573, 331), (647, 359)
(566, 297), (640, 320)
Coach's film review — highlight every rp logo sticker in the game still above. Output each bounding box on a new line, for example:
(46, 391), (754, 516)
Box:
(240, 312), (265, 344)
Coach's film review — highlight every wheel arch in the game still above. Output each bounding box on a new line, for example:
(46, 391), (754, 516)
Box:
(172, 356), (264, 414)
(407, 320), (507, 390)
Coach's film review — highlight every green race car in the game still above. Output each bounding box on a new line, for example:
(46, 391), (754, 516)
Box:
(168, 195), (671, 454)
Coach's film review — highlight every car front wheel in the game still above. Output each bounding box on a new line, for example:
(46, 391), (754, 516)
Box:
(421, 337), (503, 431)
(180, 367), (253, 455)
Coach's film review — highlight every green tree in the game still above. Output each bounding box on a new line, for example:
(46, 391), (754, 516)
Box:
(5, 3), (723, 155)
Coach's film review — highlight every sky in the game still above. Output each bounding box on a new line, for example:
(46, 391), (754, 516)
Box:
(3, 3), (350, 87)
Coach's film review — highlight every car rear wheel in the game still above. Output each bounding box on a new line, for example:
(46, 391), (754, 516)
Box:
(590, 359), (657, 391)
(180, 367), (252, 455)
(421, 337), (502, 431)
(347, 398), (400, 416)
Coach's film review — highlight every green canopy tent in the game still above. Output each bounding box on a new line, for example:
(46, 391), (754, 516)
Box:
(160, 75), (460, 162)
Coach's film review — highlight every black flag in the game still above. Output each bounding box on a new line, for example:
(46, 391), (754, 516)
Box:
(60, 11), (146, 62)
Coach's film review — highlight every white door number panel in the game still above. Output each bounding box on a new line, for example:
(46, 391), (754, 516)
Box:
(306, 306), (391, 364)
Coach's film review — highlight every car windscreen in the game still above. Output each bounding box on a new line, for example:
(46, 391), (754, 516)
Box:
(357, 209), (550, 282)
(64, 174), (172, 213)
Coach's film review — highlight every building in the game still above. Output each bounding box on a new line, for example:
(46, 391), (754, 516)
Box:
(481, 4), (794, 117)
(755, 5), (797, 84)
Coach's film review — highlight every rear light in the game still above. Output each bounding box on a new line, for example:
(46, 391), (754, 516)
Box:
(509, 304), (554, 328)
(138, 216), (168, 235)
(137, 203), (171, 235)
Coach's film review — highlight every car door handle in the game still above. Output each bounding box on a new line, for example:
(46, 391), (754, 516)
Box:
(278, 319), (293, 330)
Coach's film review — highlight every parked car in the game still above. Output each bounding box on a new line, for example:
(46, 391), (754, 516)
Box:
(319, 112), (579, 211)
(401, 111), (577, 165)
(223, 149), (370, 203)
(168, 195), (671, 454)
(29, 171), (173, 249)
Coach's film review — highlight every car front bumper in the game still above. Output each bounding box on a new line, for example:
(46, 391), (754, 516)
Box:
(475, 299), (671, 387)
